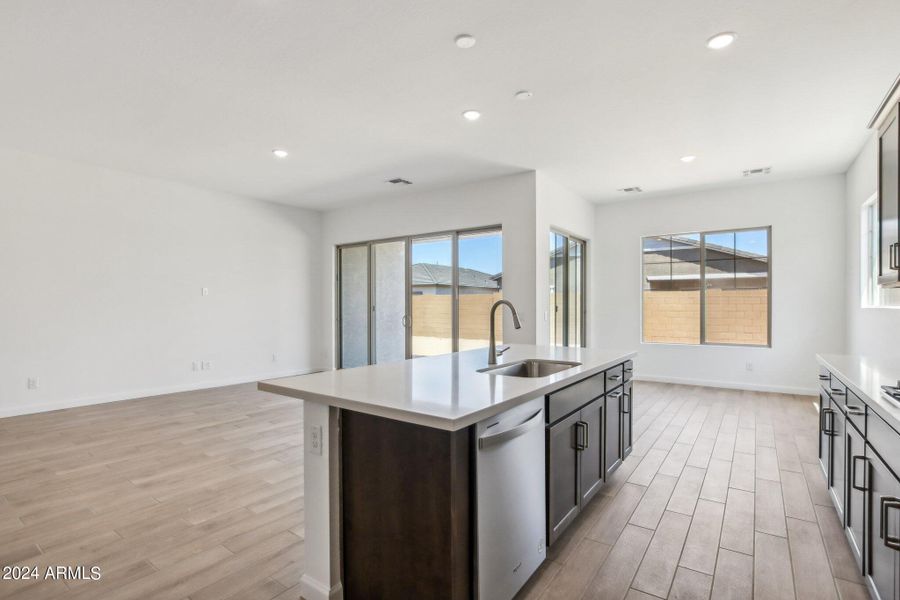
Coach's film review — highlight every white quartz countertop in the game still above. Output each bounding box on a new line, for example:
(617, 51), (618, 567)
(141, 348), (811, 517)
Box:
(259, 344), (636, 431)
(816, 354), (900, 428)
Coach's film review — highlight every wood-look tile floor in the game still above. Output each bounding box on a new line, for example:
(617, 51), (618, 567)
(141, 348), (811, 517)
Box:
(0, 381), (872, 600)
(517, 382), (872, 600)
(0, 383), (304, 600)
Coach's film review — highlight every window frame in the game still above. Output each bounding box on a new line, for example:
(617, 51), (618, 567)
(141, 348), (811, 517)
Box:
(640, 225), (772, 348)
(549, 230), (587, 348)
(335, 224), (503, 367)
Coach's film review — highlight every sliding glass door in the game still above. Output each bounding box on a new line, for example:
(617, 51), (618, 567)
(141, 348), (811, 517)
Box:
(549, 231), (586, 347)
(337, 240), (409, 368)
(337, 227), (503, 366)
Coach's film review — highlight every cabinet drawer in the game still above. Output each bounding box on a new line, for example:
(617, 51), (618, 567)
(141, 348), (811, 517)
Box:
(868, 410), (900, 476)
(817, 367), (831, 392)
(605, 364), (624, 392)
(827, 376), (847, 409)
(844, 389), (867, 434)
(623, 360), (634, 383)
(547, 374), (604, 424)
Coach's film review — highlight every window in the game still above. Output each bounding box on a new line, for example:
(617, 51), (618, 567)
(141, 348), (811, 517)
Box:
(337, 227), (502, 367)
(641, 227), (771, 346)
(549, 231), (586, 347)
(861, 195), (900, 308)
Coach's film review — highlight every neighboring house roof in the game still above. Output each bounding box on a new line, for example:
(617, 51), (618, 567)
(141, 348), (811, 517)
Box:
(412, 263), (500, 289)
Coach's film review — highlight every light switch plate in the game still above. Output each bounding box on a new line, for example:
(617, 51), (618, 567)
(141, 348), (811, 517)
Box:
(309, 425), (323, 456)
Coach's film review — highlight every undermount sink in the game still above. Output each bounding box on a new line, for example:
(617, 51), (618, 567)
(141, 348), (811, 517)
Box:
(478, 359), (582, 378)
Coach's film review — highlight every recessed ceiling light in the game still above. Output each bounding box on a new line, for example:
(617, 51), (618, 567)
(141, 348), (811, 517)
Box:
(680, 155), (697, 163)
(514, 90), (533, 100)
(455, 34), (476, 49)
(706, 32), (736, 49)
(272, 149), (289, 159)
(462, 110), (481, 121)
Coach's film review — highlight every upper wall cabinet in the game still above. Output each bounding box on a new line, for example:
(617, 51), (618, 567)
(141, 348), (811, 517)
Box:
(871, 75), (900, 287)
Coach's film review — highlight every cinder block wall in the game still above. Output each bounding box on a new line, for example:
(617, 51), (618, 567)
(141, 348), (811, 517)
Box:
(642, 289), (768, 345)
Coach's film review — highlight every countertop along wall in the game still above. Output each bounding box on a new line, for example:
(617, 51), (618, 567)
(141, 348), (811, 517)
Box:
(845, 136), (900, 357)
(592, 174), (847, 395)
(0, 148), (322, 417)
(319, 172), (538, 368)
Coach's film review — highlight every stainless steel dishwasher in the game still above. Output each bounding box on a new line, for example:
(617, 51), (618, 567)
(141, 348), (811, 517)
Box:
(476, 396), (546, 600)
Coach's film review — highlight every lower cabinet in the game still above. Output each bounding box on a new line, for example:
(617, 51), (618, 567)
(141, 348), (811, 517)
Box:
(818, 365), (900, 600)
(546, 361), (634, 545)
(580, 398), (605, 505)
(846, 420), (866, 572)
(867, 448), (900, 600)
(547, 411), (581, 545)
(622, 382), (633, 459)
(605, 388), (623, 477)
(830, 404), (847, 523)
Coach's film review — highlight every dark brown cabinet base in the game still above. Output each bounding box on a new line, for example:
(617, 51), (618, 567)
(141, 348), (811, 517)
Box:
(340, 410), (472, 600)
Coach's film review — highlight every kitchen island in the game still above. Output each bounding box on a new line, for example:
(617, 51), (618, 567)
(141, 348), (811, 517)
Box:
(259, 344), (636, 600)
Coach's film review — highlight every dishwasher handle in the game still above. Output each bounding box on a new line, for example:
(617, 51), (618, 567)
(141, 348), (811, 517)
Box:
(478, 409), (543, 450)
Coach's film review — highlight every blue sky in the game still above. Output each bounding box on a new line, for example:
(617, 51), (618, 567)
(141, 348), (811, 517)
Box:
(412, 233), (503, 275)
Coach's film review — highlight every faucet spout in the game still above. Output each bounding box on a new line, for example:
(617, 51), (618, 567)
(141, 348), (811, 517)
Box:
(488, 300), (522, 365)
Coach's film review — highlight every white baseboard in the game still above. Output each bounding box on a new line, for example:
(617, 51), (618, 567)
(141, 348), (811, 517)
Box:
(0, 367), (322, 419)
(300, 575), (343, 600)
(634, 374), (818, 396)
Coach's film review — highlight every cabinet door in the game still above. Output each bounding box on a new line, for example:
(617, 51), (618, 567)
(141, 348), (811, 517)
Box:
(867, 448), (900, 600)
(622, 382), (634, 459)
(879, 109), (899, 286)
(847, 421), (866, 573)
(579, 397), (604, 505)
(605, 388), (623, 476)
(820, 391), (833, 480)
(548, 412), (581, 545)
(830, 405), (847, 523)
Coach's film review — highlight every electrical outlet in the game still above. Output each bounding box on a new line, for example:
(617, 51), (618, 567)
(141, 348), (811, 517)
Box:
(272, 353), (277, 363)
(202, 361), (212, 371)
(309, 425), (323, 456)
(201, 287), (209, 296)
(192, 361), (199, 372)
(27, 377), (39, 390)
(745, 362), (754, 372)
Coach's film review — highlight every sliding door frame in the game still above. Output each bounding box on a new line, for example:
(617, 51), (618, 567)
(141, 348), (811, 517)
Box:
(550, 230), (587, 348)
(336, 224), (502, 367)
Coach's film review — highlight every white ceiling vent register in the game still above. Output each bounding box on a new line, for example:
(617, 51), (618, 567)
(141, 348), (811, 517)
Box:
(742, 167), (772, 177)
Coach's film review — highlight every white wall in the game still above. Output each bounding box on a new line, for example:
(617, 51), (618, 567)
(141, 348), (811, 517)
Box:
(535, 173), (595, 345)
(844, 136), (900, 357)
(0, 148), (321, 417)
(319, 172), (537, 367)
(593, 175), (847, 395)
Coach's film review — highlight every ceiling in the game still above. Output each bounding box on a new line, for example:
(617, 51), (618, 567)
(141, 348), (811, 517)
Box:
(1, 0), (898, 209)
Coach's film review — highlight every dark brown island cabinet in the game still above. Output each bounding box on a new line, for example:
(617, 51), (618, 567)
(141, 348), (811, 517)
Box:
(340, 358), (634, 599)
(817, 360), (900, 600)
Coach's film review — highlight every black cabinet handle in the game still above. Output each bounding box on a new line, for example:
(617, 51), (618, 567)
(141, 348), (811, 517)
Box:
(822, 408), (837, 436)
(818, 374), (830, 381)
(892, 243), (900, 271)
(608, 374), (622, 382)
(846, 405), (865, 416)
(830, 387), (845, 396)
(584, 421), (590, 450)
(622, 392), (632, 414)
(880, 496), (900, 550)
(608, 390), (624, 399)
(574, 421), (587, 451)
(852, 455), (869, 492)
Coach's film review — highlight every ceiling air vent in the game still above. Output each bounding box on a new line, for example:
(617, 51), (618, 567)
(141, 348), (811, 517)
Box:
(742, 167), (772, 177)
(618, 186), (643, 193)
(387, 178), (412, 185)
